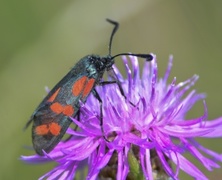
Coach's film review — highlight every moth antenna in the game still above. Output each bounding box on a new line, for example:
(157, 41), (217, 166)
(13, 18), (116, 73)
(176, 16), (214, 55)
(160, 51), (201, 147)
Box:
(111, 53), (153, 61)
(106, 19), (119, 56)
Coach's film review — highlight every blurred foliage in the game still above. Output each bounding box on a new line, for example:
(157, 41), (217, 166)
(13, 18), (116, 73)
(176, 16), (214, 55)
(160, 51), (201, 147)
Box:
(1, 0), (222, 179)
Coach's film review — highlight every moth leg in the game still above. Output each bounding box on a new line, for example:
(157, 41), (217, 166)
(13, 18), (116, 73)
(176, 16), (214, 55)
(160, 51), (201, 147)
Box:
(100, 68), (136, 108)
(99, 80), (126, 99)
(92, 89), (109, 141)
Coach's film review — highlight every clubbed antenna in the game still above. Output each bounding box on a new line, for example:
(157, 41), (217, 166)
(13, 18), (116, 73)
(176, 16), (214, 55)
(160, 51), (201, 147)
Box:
(111, 53), (153, 61)
(106, 19), (119, 56)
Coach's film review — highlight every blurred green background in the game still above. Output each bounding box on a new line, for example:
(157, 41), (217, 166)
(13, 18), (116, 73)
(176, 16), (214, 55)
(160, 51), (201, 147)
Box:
(1, 0), (222, 179)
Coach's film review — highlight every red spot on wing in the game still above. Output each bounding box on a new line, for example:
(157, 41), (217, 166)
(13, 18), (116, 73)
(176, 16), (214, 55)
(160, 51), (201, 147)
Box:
(35, 125), (49, 135)
(63, 105), (74, 116)
(34, 123), (61, 136)
(50, 102), (74, 116)
(50, 102), (63, 114)
(48, 88), (61, 102)
(82, 78), (95, 98)
(49, 122), (61, 136)
(72, 76), (87, 96)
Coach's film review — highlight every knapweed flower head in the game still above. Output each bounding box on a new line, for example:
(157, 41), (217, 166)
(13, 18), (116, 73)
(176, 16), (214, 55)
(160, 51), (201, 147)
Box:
(21, 55), (222, 180)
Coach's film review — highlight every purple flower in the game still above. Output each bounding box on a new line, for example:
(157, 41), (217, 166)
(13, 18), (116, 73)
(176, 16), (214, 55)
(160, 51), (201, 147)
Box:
(21, 55), (222, 180)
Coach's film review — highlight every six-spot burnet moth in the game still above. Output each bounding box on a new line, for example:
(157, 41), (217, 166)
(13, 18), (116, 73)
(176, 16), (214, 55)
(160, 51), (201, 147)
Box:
(25, 19), (153, 156)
